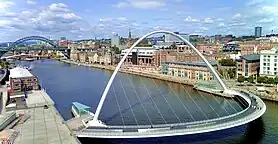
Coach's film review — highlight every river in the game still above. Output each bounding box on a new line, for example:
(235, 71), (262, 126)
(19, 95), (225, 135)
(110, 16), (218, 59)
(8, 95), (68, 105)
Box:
(16, 60), (277, 144)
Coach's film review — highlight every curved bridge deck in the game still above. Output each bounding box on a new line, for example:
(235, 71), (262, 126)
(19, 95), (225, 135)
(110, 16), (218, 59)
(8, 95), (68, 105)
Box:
(76, 91), (266, 138)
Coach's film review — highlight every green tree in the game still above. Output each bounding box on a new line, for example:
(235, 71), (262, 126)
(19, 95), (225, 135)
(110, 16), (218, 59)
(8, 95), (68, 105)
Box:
(247, 76), (254, 83)
(274, 76), (278, 84)
(219, 59), (236, 66)
(263, 76), (269, 83)
(257, 76), (263, 83)
(110, 46), (121, 54)
(228, 68), (236, 79)
(171, 44), (177, 49)
(237, 75), (245, 83)
(266, 77), (275, 84)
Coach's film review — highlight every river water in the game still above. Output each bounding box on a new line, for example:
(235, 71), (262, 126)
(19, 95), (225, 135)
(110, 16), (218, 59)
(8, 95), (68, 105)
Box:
(17, 60), (278, 144)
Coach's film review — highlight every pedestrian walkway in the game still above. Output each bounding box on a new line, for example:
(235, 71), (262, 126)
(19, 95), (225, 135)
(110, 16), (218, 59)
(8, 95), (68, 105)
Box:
(13, 106), (78, 144)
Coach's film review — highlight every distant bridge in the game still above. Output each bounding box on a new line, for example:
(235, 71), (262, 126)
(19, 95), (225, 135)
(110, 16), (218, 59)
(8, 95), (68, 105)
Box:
(0, 36), (70, 59)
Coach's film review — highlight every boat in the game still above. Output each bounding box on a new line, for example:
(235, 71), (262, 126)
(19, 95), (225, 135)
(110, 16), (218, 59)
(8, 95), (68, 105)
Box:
(25, 58), (34, 61)
(71, 102), (91, 118)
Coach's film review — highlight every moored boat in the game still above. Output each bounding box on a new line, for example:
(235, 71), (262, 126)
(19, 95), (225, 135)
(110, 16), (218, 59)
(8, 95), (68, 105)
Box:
(71, 102), (91, 118)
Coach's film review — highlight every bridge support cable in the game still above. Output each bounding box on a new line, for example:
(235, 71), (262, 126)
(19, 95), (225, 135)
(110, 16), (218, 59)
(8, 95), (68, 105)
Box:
(164, 81), (197, 121)
(126, 75), (153, 125)
(178, 83), (211, 120)
(151, 79), (182, 123)
(111, 83), (126, 127)
(194, 90), (221, 118)
(206, 93), (231, 116)
(233, 96), (248, 110)
(119, 79), (139, 126)
(219, 95), (239, 113)
(138, 77), (168, 124)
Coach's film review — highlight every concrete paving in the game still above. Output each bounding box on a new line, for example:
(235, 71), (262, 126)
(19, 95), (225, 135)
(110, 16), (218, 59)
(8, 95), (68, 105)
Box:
(13, 106), (78, 144)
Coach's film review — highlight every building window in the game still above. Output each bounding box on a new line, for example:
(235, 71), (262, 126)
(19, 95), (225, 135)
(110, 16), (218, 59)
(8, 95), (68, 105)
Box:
(268, 67), (270, 70)
(275, 72), (277, 75)
(263, 63), (266, 66)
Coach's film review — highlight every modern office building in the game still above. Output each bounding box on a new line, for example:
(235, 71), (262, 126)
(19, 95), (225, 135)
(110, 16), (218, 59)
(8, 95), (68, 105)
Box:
(9, 67), (39, 93)
(111, 33), (120, 47)
(255, 27), (262, 37)
(236, 54), (260, 78)
(260, 47), (278, 77)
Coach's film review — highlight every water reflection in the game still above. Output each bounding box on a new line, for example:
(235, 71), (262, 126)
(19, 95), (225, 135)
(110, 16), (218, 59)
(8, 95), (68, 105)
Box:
(239, 117), (265, 144)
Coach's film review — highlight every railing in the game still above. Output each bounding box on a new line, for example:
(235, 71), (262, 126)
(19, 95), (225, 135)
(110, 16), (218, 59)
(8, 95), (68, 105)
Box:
(79, 101), (265, 137)
(83, 90), (253, 130)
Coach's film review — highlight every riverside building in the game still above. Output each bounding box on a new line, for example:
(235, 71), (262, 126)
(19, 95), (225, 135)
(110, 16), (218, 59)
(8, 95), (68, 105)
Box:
(9, 67), (39, 93)
(236, 54), (260, 78)
(161, 61), (218, 81)
(259, 47), (278, 77)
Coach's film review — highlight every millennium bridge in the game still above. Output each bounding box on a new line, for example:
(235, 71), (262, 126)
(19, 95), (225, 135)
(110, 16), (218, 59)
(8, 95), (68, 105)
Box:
(68, 30), (266, 141)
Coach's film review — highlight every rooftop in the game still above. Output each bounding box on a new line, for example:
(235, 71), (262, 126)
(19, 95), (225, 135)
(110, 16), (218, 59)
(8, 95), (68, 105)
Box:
(260, 47), (278, 54)
(9, 67), (33, 78)
(165, 60), (218, 67)
(242, 54), (260, 61)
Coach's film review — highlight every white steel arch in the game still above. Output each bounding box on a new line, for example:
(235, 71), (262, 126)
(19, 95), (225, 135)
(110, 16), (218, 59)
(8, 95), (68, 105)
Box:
(91, 30), (228, 125)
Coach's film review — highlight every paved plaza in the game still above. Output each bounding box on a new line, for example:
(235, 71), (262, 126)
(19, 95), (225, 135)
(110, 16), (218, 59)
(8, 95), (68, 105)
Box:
(13, 106), (78, 144)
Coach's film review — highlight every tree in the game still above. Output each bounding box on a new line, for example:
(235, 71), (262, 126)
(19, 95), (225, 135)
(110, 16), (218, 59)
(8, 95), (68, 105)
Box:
(247, 76), (254, 83)
(237, 75), (245, 83)
(266, 77), (275, 84)
(274, 76), (278, 84)
(228, 68), (236, 79)
(257, 76), (264, 83)
(171, 44), (177, 49)
(219, 59), (236, 66)
(110, 46), (121, 54)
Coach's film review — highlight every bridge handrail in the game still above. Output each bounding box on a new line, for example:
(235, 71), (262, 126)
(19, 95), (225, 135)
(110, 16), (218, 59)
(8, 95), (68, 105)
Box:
(79, 96), (265, 137)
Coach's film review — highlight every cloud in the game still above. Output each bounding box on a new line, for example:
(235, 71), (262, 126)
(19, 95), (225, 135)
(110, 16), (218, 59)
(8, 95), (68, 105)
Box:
(199, 27), (209, 31)
(26, 0), (36, 5)
(232, 13), (242, 20)
(114, 0), (180, 9)
(0, 1), (15, 9)
(0, 3), (93, 41)
(99, 17), (128, 22)
(184, 16), (199, 22)
(218, 23), (225, 27)
(49, 3), (69, 12)
(258, 18), (274, 23)
(204, 18), (214, 23)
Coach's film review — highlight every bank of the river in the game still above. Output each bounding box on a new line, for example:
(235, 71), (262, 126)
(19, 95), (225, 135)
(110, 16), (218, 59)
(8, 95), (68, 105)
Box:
(61, 59), (278, 102)
(60, 60), (248, 99)
(61, 59), (196, 85)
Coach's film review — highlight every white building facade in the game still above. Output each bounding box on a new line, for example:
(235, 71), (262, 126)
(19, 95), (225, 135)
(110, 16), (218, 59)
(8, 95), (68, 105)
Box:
(260, 47), (278, 77)
(111, 33), (120, 47)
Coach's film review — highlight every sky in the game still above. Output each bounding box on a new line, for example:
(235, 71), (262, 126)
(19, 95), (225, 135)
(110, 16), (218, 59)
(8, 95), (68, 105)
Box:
(0, 0), (277, 42)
